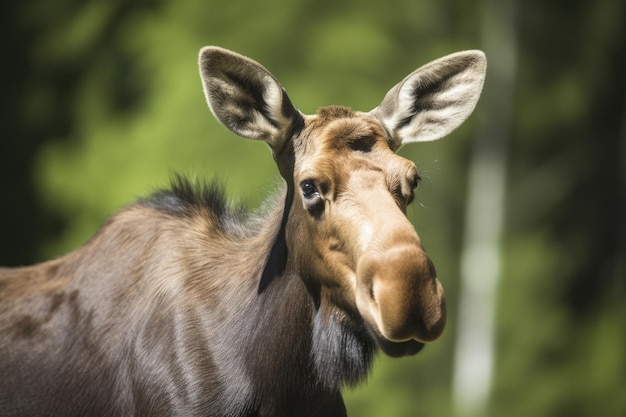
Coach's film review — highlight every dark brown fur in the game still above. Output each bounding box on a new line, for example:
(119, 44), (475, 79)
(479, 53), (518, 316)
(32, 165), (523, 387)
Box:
(0, 177), (368, 416)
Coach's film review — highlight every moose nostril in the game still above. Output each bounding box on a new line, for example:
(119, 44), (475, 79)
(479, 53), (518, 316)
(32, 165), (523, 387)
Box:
(369, 285), (376, 303)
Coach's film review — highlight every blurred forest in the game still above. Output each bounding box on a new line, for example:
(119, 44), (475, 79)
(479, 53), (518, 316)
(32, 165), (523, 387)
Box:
(1, 0), (624, 416)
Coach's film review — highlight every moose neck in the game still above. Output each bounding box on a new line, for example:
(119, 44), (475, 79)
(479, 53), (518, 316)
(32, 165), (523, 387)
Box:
(234, 185), (377, 395)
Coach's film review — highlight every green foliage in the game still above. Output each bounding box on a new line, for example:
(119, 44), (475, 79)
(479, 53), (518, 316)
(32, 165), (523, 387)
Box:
(2, 0), (624, 416)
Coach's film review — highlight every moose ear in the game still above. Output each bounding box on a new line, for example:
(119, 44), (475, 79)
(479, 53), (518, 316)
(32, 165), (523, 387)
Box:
(198, 46), (302, 150)
(370, 50), (486, 150)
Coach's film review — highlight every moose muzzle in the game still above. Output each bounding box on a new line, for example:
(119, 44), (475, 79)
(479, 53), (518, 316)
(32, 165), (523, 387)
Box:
(356, 243), (446, 347)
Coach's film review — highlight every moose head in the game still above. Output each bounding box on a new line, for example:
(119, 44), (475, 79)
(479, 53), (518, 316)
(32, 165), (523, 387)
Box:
(199, 47), (486, 357)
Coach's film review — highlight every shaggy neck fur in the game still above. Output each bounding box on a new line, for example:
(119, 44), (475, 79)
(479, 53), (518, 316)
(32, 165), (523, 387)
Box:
(141, 176), (377, 415)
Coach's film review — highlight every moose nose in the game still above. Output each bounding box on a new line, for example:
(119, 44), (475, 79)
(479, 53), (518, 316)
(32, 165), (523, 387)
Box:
(356, 244), (446, 343)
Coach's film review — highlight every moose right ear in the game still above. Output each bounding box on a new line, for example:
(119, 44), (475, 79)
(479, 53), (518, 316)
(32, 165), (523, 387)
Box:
(198, 46), (302, 151)
(370, 50), (486, 150)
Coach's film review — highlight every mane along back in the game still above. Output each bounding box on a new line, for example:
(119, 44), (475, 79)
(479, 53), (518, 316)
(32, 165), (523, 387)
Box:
(140, 175), (249, 229)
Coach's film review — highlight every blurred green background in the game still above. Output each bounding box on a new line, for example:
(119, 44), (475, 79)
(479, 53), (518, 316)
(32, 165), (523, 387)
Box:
(1, 0), (624, 416)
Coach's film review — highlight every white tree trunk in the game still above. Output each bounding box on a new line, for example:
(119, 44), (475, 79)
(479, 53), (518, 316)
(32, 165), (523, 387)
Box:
(452, 0), (518, 416)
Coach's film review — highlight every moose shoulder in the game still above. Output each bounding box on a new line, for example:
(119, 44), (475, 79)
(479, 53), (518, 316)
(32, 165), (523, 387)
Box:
(0, 47), (486, 417)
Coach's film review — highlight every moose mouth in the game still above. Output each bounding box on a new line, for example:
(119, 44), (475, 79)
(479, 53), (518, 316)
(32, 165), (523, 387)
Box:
(369, 328), (425, 358)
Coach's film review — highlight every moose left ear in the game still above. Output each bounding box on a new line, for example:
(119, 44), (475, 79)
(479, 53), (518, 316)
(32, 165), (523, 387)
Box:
(198, 46), (302, 151)
(370, 50), (487, 150)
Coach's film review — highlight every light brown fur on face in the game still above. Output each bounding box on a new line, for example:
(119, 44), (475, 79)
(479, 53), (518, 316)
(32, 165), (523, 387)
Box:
(286, 106), (446, 354)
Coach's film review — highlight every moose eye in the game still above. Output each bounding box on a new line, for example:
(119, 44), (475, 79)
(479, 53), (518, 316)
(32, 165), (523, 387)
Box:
(411, 174), (421, 192)
(300, 181), (317, 198)
(403, 173), (421, 206)
(300, 180), (325, 215)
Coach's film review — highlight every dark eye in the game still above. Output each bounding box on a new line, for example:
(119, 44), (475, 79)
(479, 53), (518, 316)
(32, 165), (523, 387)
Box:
(404, 173), (421, 206)
(300, 181), (317, 198)
(411, 174), (421, 192)
(300, 180), (325, 215)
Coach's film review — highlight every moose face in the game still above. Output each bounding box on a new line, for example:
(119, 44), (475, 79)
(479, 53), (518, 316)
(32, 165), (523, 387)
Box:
(287, 107), (444, 357)
(199, 46), (486, 357)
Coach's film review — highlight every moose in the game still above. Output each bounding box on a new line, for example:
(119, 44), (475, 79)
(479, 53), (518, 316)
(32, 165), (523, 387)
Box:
(0, 46), (486, 416)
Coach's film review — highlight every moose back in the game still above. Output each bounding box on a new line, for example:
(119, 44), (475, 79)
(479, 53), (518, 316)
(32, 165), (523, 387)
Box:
(0, 46), (486, 417)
